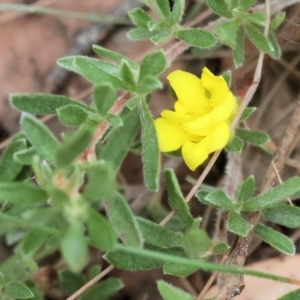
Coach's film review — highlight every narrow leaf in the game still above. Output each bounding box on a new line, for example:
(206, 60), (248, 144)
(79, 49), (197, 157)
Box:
(213, 243), (230, 255)
(137, 217), (183, 248)
(107, 114), (123, 128)
(240, 0), (256, 11)
(255, 224), (295, 255)
(235, 128), (269, 145)
(0, 182), (48, 204)
(157, 280), (195, 300)
(56, 125), (93, 167)
(5, 282), (33, 299)
(206, 0), (231, 18)
(105, 192), (143, 247)
(57, 105), (88, 127)
(93, 85), (116, 116)
(240, 107), (257, 122)
(245, 23), (272, 52)
(177, 29), (217, 48)
(163, 262), (197, 277)
(14, 147), (36, 165)
(183, 229), (212, 258)
(168, 0), (184, 26)
(225, 134), (244, 152)
(0, 135), (26, 181)
(61, 224), (88, 272)
(120, 60), (136, 90)
(268, 31), (281, 59)
(270, 11), (286, 30)
(150, 31), (172, 44)
(20, 113), (60, 166)
(101, 108), (140, 172)
(153, 0), (171, 18)
(262, 205), (300, 228)
(127, 28), (155, 41)
(139, 99), (160, 191)
(243, 177), (300, 211)
(128, 7), (154, 29)
(92, 45), (138, 69)
(228, 211), (252, 237)
(138, 50), (167, 82)
(196, 189), (234, 210)
(21, 228), (49, 255)
(248, 11), (267, 27)
(238, 175), (255, 202)
(165, 169), (194, 228)
(136, 75), (162, 94)
(83, 161), (115, 200)
(86, 209), (117, 252)
(215, 19), (239, 48)
(233, 25), (245, 68)
(11, 93), (94, 115)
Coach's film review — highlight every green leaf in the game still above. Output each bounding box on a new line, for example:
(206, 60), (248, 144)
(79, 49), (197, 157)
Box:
(4, 282), (33, 299)
(92, 45), (138, 70)
(150, 31), (172, 44)
(206, 0), (231, 18)
(106, 192), (143, 247)
(243, 177), (300, 212)
(11, 93), (94, 115)
(104, 245), (164, 270)
(86, 209), (117, 252)
(277, 289), (300, 300)
(183, 229), (212, 258)
(106, 114), (123, 128)
(228, 211), (252, 236)
(56, 125), (93, 167)
(120, 60), (136, 90)
(21, 228), (49, 255)
(14, 147), (37, 165)
(57, 105), (88, 127)
(238, 175), (255, 202)
(137, 217), (183, 248)
(233, 25), (245, 68)
(168, 0), (184, 26)
(270, 11), (286, 30)
(222, 70), (231, 87)
(136, 75), (163, 94)
(127, 28), (155, 41)
(83, 161), (115, 200)
(61, 224), (88, 272)
(215, 19), (239, 48)
(240, 107), (257, 122)
(177, 29), (217, 48)
(254, 224), (295, 255)
(268, 31), (281, 59)
(154, 0), (171, 18)
(0, 182), (48, 204)
(139, 50), (167, 83)
(165, 169), (194, 228)
(58, 56), (125, 89)
(262, 204), (300, 228)
(248, 11), (267, 27)
(101, 108), (140, 172)
(240, 0), (256, 11)
(20, 113), (60, 166)
(225, 134), (244, 152)
(93, 85), (116, 116)
(139, 99), (160, 191)
(212, 243), (230, 255)
(59, 269), (84, 296)
(245, 23), (272, 52)
(0, 135), (26, 181)
(80, 278), (123, 300)
(128, 7), (154, 29)
(235, 128), (269, 145)
(163, 262), (197, 277)
(157, 280), (195, 300)
(196, 189), (234, 210)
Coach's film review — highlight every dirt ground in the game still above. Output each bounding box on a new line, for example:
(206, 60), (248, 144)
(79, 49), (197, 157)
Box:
(1, 1), (300, 299)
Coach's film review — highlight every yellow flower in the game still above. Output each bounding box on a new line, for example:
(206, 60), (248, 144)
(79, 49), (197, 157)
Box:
(154, 67), (238, 171)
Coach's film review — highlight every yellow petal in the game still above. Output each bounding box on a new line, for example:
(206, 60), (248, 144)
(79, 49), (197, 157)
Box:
(210, 91), (236, 123)
(161, 110), (194, 126)
(167, 70), (210, 116)
(154, 118), (185, 152)
(182, 140), (209, 171)
(183, 113), (217, 136)
(206, 122), (230, 153)
(201, 67), (229, 108)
